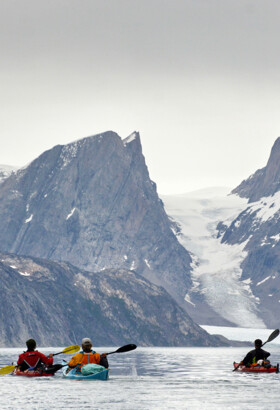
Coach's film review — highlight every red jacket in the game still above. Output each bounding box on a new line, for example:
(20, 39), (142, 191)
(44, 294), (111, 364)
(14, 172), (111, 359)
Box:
(17, 350), (53, 369)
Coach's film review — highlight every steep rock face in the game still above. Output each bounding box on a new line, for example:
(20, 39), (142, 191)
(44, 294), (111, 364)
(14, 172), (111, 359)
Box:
(232, 137), (280, 202)
(218, 138), (280, 328)
(0, 252), (224, 347)
(0, 131), (192, 305)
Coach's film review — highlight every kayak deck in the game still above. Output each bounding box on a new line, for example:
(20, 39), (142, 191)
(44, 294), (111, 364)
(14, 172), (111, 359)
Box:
(233, 362), (279, 373)
(62, 367), (109, 380)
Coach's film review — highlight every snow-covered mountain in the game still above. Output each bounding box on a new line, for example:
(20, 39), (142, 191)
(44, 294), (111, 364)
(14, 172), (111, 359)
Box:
(217, 137), (280, 328)
(162, 137), (280, 330)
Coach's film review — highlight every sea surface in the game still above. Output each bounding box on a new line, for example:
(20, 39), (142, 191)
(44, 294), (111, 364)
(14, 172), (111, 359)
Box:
(1, 343), (280, 409)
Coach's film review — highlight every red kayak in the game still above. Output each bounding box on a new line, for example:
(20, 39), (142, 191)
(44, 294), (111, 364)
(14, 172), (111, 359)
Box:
(12, 364), (62, 377)
(12, 369), (54, 377)
(233, 362), (279, 373)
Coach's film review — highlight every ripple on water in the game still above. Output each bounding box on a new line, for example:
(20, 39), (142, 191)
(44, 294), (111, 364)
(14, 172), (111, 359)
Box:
(1, 346), (280, 409)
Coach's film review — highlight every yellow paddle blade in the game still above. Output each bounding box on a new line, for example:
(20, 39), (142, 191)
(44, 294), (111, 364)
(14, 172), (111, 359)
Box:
(62, 344), (80, 354)
(0, 365), (15, 375)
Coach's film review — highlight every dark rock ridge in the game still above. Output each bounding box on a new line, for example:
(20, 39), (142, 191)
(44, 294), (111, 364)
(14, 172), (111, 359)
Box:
(0, 131), (192, 305)
(232, 137), (280, 202)
(0, 252), (225, 347)
(218, 137), (280, 328)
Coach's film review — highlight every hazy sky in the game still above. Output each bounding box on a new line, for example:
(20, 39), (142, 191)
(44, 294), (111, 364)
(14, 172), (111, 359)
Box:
(1, 0), (280, 194)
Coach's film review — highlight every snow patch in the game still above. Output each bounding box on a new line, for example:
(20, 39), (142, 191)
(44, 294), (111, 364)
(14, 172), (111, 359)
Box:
(60, 141), (79, 167)
(123, 132), (138, 146)
(247, 192), (280, 223)
(242, 278), (252, 284)
(25, 214), (33, 223)
(66, 208), (76, 220)
(185, 294), (195, 306)
(256, 276), (271, 286)
(271, 234), (280, 242)
(144, 259), (151, 269)
(19, 271), (30, 276)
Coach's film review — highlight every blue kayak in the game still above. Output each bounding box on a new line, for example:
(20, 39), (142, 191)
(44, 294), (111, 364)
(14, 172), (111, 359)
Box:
(62, 367), (109, 380)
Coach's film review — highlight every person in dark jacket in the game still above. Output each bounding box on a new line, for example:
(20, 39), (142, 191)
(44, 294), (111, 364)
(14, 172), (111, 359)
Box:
(242, 339), (270, 366)
(17, 339), (54, 371)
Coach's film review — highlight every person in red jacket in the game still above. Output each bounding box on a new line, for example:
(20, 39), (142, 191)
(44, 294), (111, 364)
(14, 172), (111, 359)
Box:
(17, 339), (54, 371)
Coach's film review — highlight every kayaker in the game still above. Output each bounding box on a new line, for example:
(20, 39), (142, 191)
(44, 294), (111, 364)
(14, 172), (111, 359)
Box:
(67, 338), (108, 371)
(242, 339), (270, 367)
(17, 338), (54, 371)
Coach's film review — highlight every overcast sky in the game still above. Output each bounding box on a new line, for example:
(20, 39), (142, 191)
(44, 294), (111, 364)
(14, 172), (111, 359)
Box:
(1, 0), (280, 194)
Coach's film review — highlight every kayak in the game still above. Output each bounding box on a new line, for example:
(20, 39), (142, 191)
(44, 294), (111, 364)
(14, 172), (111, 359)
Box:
(233, 362), (279, 373)
(13, 369), (55, 377)
(62, 367), (109, 380)
(12, 364), (62, 377)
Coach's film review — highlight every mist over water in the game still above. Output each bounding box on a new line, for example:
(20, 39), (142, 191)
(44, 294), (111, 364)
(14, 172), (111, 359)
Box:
(1, 346), (280, 409)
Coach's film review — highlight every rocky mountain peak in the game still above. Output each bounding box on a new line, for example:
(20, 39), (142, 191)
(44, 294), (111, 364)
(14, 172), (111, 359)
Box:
(0, 131), (192, 306)
(232, 136), (280, 202)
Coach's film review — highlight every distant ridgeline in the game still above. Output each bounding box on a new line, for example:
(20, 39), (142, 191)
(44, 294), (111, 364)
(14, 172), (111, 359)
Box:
(0, 252), (228, 347)
(0, 131), (227, 347)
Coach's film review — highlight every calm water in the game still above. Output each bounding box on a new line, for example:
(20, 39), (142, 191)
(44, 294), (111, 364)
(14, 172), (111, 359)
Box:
(1, 346), (280, 409)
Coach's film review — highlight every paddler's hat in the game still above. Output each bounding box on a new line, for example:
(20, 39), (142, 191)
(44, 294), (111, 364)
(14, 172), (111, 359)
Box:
(82, 337), (92, 345)
(26, 338), (36, 350)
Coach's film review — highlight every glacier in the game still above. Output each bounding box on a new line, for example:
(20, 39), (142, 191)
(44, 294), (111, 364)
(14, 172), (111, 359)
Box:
(161, 187), (266, 328)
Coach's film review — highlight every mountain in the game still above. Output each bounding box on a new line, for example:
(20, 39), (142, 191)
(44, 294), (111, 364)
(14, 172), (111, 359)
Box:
(0, 131), (192, 306)
(0, 251), (225, 347)
(216, 137), (280, 328)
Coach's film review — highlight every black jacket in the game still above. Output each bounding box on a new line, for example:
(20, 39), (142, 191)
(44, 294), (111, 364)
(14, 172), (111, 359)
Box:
(242, 348), (270, 366)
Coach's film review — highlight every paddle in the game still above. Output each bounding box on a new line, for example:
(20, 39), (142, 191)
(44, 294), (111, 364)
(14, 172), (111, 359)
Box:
(106, 344), (137, 356)
(0, 344), (81, 375)
(233, 329), (279, 372)
(61, 344), (137, 369)
(52, 344), (80, 356)
(261, 329), (279, 347)
(0, 365), (17, 376)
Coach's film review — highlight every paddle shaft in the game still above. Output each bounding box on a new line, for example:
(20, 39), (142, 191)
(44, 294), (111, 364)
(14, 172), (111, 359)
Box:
(52, 345), (80, 356)
(53, 351), (65, 356)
